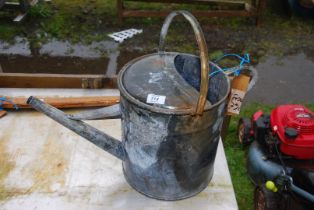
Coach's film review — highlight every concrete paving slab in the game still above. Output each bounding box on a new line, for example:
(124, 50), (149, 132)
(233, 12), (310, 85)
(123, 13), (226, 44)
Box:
(246, 53), (314, 104)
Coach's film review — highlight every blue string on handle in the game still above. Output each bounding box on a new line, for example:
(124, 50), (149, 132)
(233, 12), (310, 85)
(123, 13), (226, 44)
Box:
(209, 53), (250, 77)
(0, 97), (19, 111)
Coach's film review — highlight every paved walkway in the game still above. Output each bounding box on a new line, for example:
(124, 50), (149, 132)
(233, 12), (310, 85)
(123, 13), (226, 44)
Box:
(246, 53), (314, 104)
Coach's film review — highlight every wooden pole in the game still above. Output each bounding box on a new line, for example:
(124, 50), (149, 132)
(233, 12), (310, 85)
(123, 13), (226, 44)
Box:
(0, 73), (117, 89)
(221, 74), (251, 141)
(0, 110), (7, 118)
(1, 96), (120, 109)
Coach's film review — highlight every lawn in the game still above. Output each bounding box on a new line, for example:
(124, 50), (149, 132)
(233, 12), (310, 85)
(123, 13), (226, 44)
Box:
(224, 103), (314, 210)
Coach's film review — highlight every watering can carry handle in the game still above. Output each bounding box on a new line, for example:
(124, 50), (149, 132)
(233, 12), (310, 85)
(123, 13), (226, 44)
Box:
(158, 11), (210, 115)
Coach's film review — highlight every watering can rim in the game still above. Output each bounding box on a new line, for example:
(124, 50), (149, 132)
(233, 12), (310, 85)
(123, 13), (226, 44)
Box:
(117, 52), (231, 116)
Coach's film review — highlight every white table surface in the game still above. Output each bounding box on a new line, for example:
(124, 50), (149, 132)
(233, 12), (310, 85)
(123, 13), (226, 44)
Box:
(0, 89), (238, 210)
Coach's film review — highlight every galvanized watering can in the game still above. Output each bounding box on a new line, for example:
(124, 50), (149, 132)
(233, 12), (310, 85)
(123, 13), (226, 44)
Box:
(27, 11), (230, 200)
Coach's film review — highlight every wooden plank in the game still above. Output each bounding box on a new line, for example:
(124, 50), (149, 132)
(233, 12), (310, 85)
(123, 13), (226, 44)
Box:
(0, 110), (7, 118)
(122, 9), (254, 17)
(117, 0), (124, 23)
(1, 96), (120, 109)
(0, 73), (118, 89)
(255, 0), (266, 26)
(118, 0), (264, 25)
(124, 0), (246, 7)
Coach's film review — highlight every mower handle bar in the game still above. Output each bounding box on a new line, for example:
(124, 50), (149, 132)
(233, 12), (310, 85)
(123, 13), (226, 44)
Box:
(290, 182), (314, 203)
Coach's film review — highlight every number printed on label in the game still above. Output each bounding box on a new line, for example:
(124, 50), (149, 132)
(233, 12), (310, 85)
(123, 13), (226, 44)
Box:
(146, 94), (166, 105)
(227, 89), (246, 115)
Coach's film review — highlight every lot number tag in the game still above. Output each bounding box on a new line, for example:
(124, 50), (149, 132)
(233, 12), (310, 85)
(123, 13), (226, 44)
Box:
(227, 89), (246, 115)
(146, 94), (166, 105)
(226, 74), (250, 116)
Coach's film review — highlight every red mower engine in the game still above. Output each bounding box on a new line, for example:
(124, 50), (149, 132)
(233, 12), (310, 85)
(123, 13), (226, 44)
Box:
(271, 105), (314, 159)
(238, 105), (314, 159)
(238, 105), (314, 210)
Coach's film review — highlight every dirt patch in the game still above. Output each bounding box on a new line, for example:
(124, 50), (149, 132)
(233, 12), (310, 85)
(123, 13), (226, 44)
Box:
(0, 48), (145, 75)
(108, 186), (132, 198)
(0, 55), (109, 74)
(0, 124), (68, 202)
(0, 129), (15, 201)
(26, 138), (68, 193)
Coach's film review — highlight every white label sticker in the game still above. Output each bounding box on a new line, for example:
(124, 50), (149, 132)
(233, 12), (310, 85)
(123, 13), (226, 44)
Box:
(146, 94), (166, 105)
(227, 89), (246, 115)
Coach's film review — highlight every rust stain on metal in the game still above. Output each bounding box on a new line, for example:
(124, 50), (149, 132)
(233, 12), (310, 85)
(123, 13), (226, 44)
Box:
(27, 138), (68, 193)
(0, 129), (15, 201)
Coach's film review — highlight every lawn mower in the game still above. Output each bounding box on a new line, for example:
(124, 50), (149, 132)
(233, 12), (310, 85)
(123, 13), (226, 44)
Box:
(238, 105), (314, 210)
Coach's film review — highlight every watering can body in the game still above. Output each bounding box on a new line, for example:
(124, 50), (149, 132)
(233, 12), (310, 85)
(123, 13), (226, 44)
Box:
(120, 93), (225, 200)
(27, 11), (230, 200)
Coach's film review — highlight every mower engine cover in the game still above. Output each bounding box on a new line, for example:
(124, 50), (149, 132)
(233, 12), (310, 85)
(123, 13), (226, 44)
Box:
(270, 105), (314, 159)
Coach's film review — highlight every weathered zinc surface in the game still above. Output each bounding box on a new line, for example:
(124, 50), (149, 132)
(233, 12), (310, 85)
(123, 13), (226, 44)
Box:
(120, 96), (226, 200)
(68, 104), (121, 120)
(117, 52), (229, 199)
(0, 110), (238, 210)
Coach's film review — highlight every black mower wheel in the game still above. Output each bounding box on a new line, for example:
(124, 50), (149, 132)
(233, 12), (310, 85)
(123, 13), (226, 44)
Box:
(237, 118), (252, 145)
(254, 186), (279, 210)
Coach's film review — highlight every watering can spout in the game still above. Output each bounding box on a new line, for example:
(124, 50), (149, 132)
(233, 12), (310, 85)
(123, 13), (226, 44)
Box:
(27, 96), (126, 161)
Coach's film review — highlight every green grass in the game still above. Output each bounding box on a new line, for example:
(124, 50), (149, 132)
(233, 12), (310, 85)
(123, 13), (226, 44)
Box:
(224, 103), (314, 210)
(0, 0), (313, 55)
(29, 3), (53, 18)
(0, 24), (20, 42)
